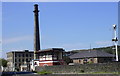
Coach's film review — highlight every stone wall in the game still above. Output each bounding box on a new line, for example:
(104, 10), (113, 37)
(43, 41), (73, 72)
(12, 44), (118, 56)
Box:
(35, 62), (120, 73)
(17, 74), (120, 76)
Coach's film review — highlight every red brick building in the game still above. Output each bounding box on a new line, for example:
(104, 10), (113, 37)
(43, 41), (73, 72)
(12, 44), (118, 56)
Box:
(30, 48), (65, 71)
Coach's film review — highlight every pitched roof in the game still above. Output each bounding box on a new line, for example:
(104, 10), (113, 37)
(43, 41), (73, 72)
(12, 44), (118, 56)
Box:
(69, 50), (115, 59)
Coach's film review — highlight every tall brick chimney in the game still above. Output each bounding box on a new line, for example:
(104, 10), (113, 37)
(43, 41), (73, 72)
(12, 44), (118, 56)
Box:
(33, 4), (40, 59)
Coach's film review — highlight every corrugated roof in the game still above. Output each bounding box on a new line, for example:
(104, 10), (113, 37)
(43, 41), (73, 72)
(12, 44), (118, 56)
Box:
(69, 50), (115, 59)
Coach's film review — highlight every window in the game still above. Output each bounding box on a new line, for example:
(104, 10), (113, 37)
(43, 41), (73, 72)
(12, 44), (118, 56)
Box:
(19, 54), (21, 57)
(19, 64), (21, 67)
(19, 59), (21, 62)
(15, 63), (17, 67)
(30, 54), (31, 57)
(22, 59), (24, 62)
(26, 59), (28, 62)
(90, 59), (93, 62)
(26, 54), (28, 57)
(22, 54), (24, 57)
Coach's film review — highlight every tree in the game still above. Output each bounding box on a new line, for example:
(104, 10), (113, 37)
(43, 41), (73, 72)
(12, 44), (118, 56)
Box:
(63, 56), (73, 65)
(0, 58), (8, 67)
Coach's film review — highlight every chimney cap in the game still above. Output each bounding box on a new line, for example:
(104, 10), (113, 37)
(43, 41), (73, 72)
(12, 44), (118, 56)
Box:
(34, 4), (38, 6)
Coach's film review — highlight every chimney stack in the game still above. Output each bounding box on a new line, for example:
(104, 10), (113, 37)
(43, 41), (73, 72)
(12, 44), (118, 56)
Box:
(33, 4), (40, 59)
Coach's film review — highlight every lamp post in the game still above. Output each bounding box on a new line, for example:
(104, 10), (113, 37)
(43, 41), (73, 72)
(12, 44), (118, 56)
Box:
(112, 24), (119, 61)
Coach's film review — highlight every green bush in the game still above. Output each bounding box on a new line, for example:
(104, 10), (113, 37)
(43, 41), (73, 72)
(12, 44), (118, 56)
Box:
(80, 69), (84, 73)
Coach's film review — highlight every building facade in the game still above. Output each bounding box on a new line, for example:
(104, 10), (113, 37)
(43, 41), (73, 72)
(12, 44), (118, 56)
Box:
(7, 50), (34, 71)
(30, 48), (65, 71)
(70, 50), (115, 64)
(38, 48), (65, 66)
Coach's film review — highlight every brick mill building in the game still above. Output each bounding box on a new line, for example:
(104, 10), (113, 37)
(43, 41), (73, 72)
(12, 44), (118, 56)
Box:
(7, 50), (34, 71)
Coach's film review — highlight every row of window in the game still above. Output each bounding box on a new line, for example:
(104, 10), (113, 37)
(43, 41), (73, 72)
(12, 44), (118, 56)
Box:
(15, 58), (33, 62)
(15, 53), (34, 57)
(15, 63), (30, 67)
(15, 63), (21, 67)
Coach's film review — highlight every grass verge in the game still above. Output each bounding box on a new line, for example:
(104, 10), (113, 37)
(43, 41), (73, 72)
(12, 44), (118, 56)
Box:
(37, 70), (52, 75)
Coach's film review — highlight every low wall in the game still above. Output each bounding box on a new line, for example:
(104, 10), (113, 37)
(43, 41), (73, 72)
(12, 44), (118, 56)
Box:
(17, 74), (120, 76)
(35, 62), (120, 73)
